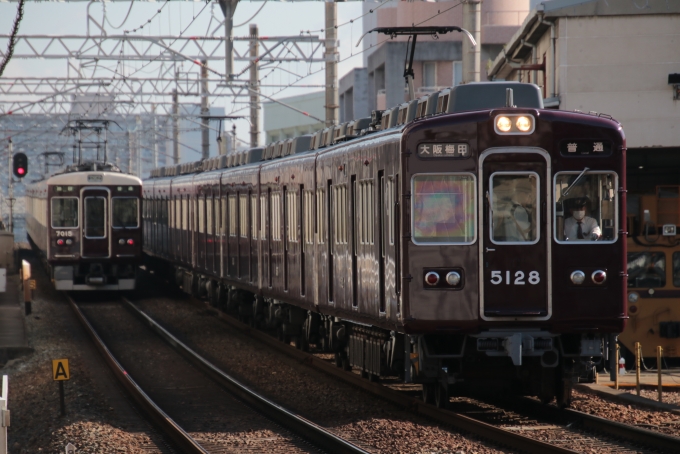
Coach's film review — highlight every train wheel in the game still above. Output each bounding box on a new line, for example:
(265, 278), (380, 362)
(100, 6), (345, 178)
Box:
(422, 383), (435, 404)
(434, 383), (449, 409)
(294, 335), (308, 352)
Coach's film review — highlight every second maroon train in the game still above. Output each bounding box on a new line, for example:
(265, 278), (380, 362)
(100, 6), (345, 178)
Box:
(143, 82), (627, 407)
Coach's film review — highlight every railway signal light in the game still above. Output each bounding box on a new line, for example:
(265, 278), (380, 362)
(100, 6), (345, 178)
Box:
(13, 152), (28, 178)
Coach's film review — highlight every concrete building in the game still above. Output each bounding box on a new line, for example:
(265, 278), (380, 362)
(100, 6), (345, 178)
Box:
(356, 0), (530, 112)
(264, 91), (325, 144)
(487, 0), (680, 151)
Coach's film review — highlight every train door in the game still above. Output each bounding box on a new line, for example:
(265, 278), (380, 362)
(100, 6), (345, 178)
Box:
(480, 149), (551, 319)
(82, 188), (110, 258)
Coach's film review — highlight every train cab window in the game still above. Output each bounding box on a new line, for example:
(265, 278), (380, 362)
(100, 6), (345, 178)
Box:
(554, 172), (617, 243)
(628, 252), (666, 288)
(413, 174), (476, 245)
(51, 197), (79, 228)
(84, 197), (107, 238)
(112, 198), (139, 228)
(490, 173), (538, 244)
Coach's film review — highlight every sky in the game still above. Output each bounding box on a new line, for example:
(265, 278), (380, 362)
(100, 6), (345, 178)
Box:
(0, 0), (369, 147)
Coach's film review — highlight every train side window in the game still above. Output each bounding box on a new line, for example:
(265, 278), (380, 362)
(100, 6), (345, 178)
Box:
(490, 173), (537, 244)
(206, 197), (213, 235)
(221, 197), (227, 235)
(51, 197), (79, 228)
(272, 193), (282, 241)
(554, 171), (617, 243)
(413, 173), (476, 245)
(628, 252), (666, 288)
(385, 177), (394, 245)
(84, 196), (107, 238)
(182, 198), (188, 230)
(286, 188), (298, 243)
(260, 195), (267, 240)
(198, 197), (205, 234)
(229, 195), (237, 237)
(251, 194), (258, 240)
(316, 188), (325, 244)
(112, 197), (139, 228)
(304, 190), (314, 245)
(240, 194), (248, 238)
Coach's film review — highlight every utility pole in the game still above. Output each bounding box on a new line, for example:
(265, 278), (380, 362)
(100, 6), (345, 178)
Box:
(462, 0), (482, 83)
(135, 115), (142, 176)
(201, 60), (210, 160)
(219, 0), (239, 80)
(325, 1), (339, 127)
(172, 81), (180, 165)
(7, 140), (14, 233)
(152, 103), (159, 169)
(249, 24), (260, 148)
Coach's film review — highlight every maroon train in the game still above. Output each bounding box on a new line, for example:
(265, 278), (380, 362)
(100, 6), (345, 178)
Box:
(143, 82), (626, 407)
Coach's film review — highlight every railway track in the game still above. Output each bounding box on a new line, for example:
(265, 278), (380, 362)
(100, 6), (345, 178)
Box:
(180, 296), (680, 454)
(66, 294), (370, 454)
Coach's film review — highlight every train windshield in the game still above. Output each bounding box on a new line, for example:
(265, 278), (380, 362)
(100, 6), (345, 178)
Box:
(51, 197), (78, 228)
(85, 196), (107, 238)
(112, 197), (139, 228)
(554, 172), (617, 243)
(490, 172), (538, 244)
(628, 252), (666, 288)
(412, 174), (476, 244)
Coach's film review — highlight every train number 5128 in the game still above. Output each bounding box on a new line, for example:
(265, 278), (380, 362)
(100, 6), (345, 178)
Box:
(490, 271), (540, 285)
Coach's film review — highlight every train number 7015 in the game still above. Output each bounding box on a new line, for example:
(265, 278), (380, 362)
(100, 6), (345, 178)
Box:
(490, 270), (540, 285)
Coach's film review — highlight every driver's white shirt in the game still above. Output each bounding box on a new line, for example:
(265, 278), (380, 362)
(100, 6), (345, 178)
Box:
(564, 216), (601, 240)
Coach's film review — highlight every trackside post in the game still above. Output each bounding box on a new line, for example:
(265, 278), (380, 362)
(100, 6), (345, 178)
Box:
(1, 375), (9, 454)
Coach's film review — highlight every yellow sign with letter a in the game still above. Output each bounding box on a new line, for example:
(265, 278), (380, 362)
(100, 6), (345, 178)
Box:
(52, 359), (70, 381)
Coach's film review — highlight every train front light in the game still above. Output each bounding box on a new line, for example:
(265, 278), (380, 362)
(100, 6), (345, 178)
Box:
(496, 116), (512, 132)
(118, 239), (125, 245)
(570, 270), (585, 285)
(628, 292), (639, 304)
(516, 116), (532, 132)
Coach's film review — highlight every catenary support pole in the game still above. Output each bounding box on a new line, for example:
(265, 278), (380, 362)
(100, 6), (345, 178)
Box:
(325, 1), (338, 127)
(462, 0), (481, 83)
(201, 60), (210, 160)
(172, 84), (180, 165)
(249, 24), (260, 148)
(219, 0), (239, 80)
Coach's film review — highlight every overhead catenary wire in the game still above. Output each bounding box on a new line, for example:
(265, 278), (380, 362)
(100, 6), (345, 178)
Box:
(0, 0), (26, 78)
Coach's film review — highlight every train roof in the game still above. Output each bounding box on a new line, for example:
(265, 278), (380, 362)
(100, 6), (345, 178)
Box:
(145, 82), (549, 180)
(46, 171), (142, 186)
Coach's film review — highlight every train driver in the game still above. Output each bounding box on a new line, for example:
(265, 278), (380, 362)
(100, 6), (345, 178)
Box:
(564, 197), (601, 241)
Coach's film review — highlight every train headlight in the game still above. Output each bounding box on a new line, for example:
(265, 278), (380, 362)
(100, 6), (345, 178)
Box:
(425, 271), (440, 286)
(496, 116), (512, 132)
(628, 292), (639, 304)
(494, 114), (535, 134)
(118, 239), (125, 245)
(570, 270), (585, 285)
(592, 270), (607, 285)
(516, 116), (532, 132)
(446, 271), (461, 286)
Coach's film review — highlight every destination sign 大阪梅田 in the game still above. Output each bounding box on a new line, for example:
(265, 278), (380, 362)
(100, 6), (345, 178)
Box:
(417, 143), (470, 158)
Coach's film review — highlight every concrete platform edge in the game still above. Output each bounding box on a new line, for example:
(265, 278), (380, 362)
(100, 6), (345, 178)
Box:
(575, 383), (680, 415)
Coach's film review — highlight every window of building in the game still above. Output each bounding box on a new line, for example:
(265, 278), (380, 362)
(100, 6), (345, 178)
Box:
(423, 62), (437, 88)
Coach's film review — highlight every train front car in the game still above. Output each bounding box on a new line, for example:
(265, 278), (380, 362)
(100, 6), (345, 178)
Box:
(41, 164), (142, 290)
(405, 85), (626, 406)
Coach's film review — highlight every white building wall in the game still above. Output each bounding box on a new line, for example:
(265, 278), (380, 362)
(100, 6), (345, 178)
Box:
(556, 15), (680, 148)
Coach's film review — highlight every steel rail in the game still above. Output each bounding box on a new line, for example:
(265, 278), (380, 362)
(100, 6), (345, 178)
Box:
(183, 297), (578, 454)
(65, 294), (209, 454)
(517, 396), (680, 452)
(121, 297), (371, 454)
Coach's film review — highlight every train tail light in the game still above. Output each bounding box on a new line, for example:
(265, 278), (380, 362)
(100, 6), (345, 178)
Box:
(591, 270), (607, 284)
(424, 271), (440, 286)
(127, 239), (135, 245)
(56, 239), (64, 246)
(570, 270), (585, 285)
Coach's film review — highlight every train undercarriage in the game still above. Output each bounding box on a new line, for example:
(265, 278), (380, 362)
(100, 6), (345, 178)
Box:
(160, 265), (603, 408)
